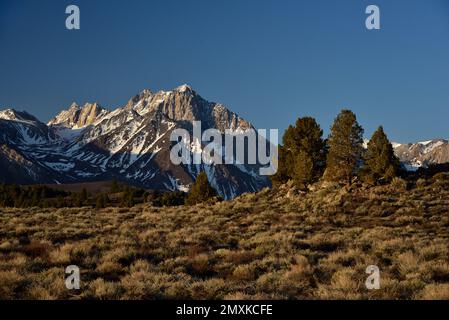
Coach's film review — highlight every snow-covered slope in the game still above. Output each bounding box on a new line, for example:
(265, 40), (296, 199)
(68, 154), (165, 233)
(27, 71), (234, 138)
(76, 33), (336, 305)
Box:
(0, 109), (57, 145)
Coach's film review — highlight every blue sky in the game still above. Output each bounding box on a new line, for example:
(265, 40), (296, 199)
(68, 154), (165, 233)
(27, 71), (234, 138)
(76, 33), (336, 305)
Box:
(1, 0), (449, 142)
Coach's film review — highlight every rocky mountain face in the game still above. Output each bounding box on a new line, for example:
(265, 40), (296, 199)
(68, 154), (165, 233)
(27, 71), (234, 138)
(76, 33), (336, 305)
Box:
(0, 85), (269, 199)
(393, 139), (449, 171)
(48, 102), (109, 129)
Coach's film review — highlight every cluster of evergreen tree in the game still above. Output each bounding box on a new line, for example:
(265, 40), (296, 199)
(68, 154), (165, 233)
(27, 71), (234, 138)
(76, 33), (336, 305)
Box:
(0, 181), (166, 209)
(272, 109), (400, 189)
(0, 184), (69, 208)
(0, 178), (205, 209)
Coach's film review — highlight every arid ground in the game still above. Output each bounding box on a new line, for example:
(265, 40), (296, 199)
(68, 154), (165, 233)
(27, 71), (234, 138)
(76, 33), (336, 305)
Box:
(1, 176), (449, 300)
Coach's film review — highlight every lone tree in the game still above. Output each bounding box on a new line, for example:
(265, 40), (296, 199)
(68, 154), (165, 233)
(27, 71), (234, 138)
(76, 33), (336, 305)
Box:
(110, 180), (120, 193)
(120, 186), (135, 207)
(75, 188), (88, 207)
(324, 109), (364, 184)
(360, 126), (400, 185)
(271, 117), (326, 189)
(95, 193), (109, 209)
(186, 172), (217, 205)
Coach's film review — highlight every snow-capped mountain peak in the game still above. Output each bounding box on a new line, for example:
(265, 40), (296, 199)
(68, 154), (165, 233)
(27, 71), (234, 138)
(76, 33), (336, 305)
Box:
(0, 85), (270, 199)
(175, 84), (193, 93)
(0, 108), (40, 123)
(0, 108), (22, 121)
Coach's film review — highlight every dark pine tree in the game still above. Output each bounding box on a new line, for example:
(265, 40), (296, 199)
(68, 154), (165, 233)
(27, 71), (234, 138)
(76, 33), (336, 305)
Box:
(77, 188), (88, 207)
(95, 193), (109, 209)
(270, 145), (291, 187)
(110, 180), (120, 193)
(120, 186), (135, 207)
(324, 109), (364, 184)
(271, 117), (326, 189)
(361, 126), (400, 185)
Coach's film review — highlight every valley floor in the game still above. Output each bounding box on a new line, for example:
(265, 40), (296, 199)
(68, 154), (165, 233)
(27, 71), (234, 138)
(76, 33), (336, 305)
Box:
(1, 178), (449, 299)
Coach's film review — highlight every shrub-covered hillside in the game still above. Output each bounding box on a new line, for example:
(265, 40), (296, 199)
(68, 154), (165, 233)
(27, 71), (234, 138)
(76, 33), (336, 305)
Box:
(1, 174), (449, 299)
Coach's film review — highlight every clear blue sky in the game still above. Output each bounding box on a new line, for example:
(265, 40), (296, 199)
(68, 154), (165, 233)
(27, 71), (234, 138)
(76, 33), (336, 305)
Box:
(1, 0), (449, 142)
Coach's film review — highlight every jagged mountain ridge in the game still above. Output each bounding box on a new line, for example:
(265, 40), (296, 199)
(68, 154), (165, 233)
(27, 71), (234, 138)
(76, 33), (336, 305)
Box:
(48, 102), (109, 129)
(0, 85), (269, 199)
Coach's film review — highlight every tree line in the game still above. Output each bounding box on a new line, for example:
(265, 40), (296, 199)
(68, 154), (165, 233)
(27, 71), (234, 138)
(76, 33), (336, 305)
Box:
(0, 182), (182, 209)
(0, 175), (219, 209)
(272, 109), (400, 189)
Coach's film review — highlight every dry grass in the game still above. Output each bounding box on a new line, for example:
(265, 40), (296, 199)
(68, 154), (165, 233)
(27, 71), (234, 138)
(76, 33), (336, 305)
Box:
(1, 178), (449, 299)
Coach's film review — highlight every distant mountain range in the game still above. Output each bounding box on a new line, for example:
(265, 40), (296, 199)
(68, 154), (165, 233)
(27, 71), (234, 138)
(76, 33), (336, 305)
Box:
(0, 85), (269, 199)
(392, 139), (449, 171)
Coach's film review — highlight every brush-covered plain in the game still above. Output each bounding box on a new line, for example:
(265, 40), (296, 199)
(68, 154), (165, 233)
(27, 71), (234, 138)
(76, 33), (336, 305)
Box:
(1, 176), (449, 300)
